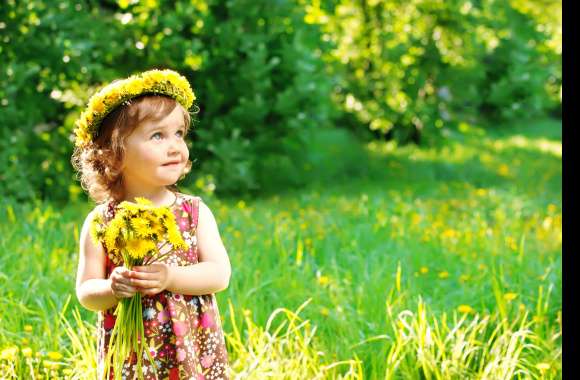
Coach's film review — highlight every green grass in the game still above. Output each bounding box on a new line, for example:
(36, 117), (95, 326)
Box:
(0, 118), (561, 379)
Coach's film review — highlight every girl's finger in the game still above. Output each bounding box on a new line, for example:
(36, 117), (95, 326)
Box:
(131, 279), (157, 288)
(141, 288), (160, 296)
(116, 283), (138, 293)
(129, 271), (155, 280)
(133, 266), (155, 273)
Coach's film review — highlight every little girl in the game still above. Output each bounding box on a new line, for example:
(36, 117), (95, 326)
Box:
(72, 69), (231, 379)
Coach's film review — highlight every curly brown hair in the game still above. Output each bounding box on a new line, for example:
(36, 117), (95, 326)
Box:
(71, 95), (194, 204)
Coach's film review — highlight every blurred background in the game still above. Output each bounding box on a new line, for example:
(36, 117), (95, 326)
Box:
(0, 1), (561, 379)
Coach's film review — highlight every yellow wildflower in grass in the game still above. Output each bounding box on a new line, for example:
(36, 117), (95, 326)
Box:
(47, 351), (63, 361)
(475, 188), (487, 197)
(498, 164), (510, 177)
(0, 346), (18, 361)
(438, 271), (449, 279)
(442, 229), (458, 239)
(459, 274), (471, 283)
(457, 305), (474, 314)
(419, 266), (429, 274)
(504, 292), (518, 302)
(317, 275), (330, 286)
(21, 347), (32, 358)
(320, 307), (330, 317)
(411, 213), (422, 226)
(42, 360), (61, 370)
(24, 325), (33, 332)
(536, 363), (550, 371)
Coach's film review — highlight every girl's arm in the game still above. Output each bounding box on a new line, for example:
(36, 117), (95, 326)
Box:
(166, 199), (232, 295)
(75, 208), (119, 312)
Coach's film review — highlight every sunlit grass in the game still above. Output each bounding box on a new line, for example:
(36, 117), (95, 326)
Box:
(0, 118), (561, 378)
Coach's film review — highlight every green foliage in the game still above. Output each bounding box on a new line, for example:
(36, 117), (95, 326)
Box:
(315, 0), (561, 142)
(0, 0), (561, 202)
(0, 0), (337, 201)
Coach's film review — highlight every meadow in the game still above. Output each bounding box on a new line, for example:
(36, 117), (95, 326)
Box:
(0, 118), (561, 379)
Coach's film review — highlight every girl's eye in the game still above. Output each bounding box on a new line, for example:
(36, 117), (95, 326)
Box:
(151, 132), (162, 140)
(176, 130), (185, 138)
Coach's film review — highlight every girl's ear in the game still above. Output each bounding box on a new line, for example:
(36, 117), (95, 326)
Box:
(179, 160), (192, 181)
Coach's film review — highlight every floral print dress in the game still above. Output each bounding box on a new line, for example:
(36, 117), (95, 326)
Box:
(95, 193), (230, 380)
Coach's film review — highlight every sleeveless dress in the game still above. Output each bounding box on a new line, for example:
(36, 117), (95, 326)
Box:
(95, 192), (230, 380)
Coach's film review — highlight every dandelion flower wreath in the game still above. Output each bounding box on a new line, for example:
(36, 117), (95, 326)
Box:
(73, 69), (196, 148)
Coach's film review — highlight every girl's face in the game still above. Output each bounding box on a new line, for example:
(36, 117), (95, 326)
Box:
(121, 105), (189, 189)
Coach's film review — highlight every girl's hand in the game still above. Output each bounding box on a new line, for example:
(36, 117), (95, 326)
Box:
(109, 266), (139, 299)
(130, 263), (172, 296)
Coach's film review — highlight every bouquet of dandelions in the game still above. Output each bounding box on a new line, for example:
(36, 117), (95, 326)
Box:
(90, 197), (188, 380)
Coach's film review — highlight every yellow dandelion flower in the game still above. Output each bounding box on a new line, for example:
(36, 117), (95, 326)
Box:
(120, 201), (143, 216)
(317, 275), (330, 286)
(126, 81), (144, 95)
(536, 363), (550, 371)
(105, 89), (122, 104)
(157, 207), (174, 221)
(438, 271), (449, 279)
(498, 164), (510, 176)
(24, 325), (33, 333)
(131, 218), (151, 238)
(22, 347), (32, 358)
(419, 266), (429, 274)
(149, 70), (165, 82)
(457, 305), (474, 314)
(504, 292), (518, 302)
(47, 351), (63, 361)
(84, 111), (93, 125)
(134, 197), (153, 206)
(90, 99), (105, 114)
(442, 229), (458, 239)
(43, 360), (61, 369)
(90, 214), (105, 245)
(167, 224), (187, 250)
(104, 218), (123, 250)
(0, 346), (18, 361)
(125, 239), (155, 260)
(475, 188), (487, 196)
(320, 307), (330, 317)
(76, 118), (87, 130)
(150, 218), (165, 238)
(459, 274), (471, 283)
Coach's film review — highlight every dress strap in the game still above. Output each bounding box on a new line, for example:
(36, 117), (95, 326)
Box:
(192, 197), (200, 228)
